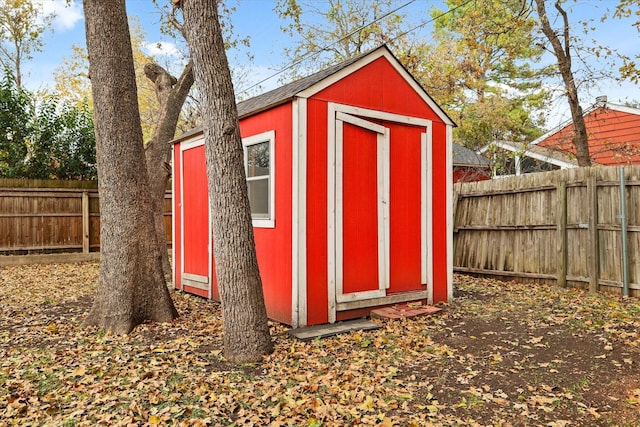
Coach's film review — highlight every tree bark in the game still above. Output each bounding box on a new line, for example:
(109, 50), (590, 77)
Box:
(181, 0), (273, 363)
(143, 62), (194, 276)
(535, 0), (591, 166)
(82, 0), (178, 334)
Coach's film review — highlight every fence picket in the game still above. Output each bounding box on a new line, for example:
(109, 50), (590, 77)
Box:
(454, 166), (640, 297)
(0, 179), (172, 258)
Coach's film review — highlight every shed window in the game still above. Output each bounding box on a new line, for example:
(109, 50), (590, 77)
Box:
(243, 130), (275, 228)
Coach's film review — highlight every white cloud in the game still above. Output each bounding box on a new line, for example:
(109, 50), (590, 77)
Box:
(36, 0), (83, 32)
(144, 42), (180, 58)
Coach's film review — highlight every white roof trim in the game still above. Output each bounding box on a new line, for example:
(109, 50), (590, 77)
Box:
(477, 141), (499, 154)
(605, 102), (640, 116)
(481, 140), (577, 169)
(295, 47), (455, 127)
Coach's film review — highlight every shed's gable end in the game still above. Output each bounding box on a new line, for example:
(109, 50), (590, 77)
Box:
(295, 47), (455, 127)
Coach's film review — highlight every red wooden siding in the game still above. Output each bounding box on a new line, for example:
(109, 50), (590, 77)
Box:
(173, 48), (452, 327)
(173, 144), (182, 290)
(182, 148), (208, 277)
(430, 124), (449, 303)
(306, 99), (330, 325)
(388, 122), (423, 293)
(305, 56), (451, 324)
(538, 107), (640, 165)
(453, 166), (491, 183)
(239, 103), (293, 324)
(174, 104), (294, 323)
(315, 57), (444, 122)
(173, 143), (219, 300)
(181, 145), (209, 298)
(342, 122), (380, 295)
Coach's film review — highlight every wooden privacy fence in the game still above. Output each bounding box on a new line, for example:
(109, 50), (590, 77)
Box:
(453, 165), (640, 296)
(0, 179), (172, 260)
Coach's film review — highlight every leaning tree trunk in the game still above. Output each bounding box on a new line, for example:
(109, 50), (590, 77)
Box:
(181, 0), (273, 363)
(82, 0), (178, 334)
(143, 62), (194, 276)
(535, 0), (591, 167)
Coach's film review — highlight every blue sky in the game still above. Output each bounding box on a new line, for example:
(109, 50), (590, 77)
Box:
(23, 0), (640, 129)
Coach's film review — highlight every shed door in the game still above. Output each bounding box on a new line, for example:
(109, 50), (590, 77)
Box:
(180, 144), (210, 292)
(334, 112), (389, 303)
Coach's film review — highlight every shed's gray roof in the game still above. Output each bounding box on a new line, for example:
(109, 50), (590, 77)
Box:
(487, 140), (581, 167)
(236, 53), (367, 118)
(452, 143), (490, 167)
(172, 49), (374, 143)
(173, 45), (455, 143)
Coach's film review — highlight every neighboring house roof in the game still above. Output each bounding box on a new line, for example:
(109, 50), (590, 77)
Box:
(452, 142), (490, 167)
(533, 100), (640, 166)
(173, 45), (455, 143)
(479, 140), (580, 169)
(478, 98), (640, 170)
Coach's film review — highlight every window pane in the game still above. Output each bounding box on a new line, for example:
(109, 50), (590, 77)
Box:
(247, 142), (269, 177)
(248, 178), (269, 218)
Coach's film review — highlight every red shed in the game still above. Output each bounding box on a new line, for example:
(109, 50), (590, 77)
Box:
(172, 46), (455, 327)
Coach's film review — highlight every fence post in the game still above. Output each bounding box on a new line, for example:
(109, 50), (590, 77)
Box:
(452, 189), (459, 263)
(619, 166), (629, 297)
(588, 174), (599, 293)
(556, 181), (567, 288)
(82, 191), (90, 254)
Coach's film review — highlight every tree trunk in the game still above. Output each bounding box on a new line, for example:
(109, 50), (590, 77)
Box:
(143, 62), (194, 276)
(14, 45), (21, 89)
(535, 0), (591, 166)
(181, 0), (273, 363)
(82, 0), (178, 334)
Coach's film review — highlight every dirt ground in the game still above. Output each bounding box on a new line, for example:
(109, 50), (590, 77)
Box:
(1, 262), (640, 426)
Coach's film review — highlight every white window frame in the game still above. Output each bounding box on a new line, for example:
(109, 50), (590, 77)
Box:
(243, 130), (275, 228)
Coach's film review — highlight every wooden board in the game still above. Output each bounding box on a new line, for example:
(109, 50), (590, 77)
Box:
(0, 252), (100, 266)
(370, 303), (442, 320)
(288, 318), (380, 341)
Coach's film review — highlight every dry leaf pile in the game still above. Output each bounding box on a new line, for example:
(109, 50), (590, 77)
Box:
(1, 263), (640, 426)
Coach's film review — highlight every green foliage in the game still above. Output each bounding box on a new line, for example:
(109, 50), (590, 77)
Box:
(417, 0), (550, 149)
(452, 90), (547, 148)
(53, 20), (160, 142)
(274, 0), (548, 149)
(0, 69), (30, 176)
(0, 70), (97, 180)
(28, 97), (97, 180)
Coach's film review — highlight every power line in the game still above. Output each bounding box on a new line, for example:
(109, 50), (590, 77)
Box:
(387, 0), (474, 45)
(236, 0), (477, 97)
(237, 0), (419, 96)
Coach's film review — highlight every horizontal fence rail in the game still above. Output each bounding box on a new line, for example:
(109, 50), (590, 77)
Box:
(453, 166), (640, 297)
(0, 179), (172, 260)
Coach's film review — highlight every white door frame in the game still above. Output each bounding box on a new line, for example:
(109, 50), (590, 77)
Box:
(327, 103), (433, 322)
(334, 111), (390, 304)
